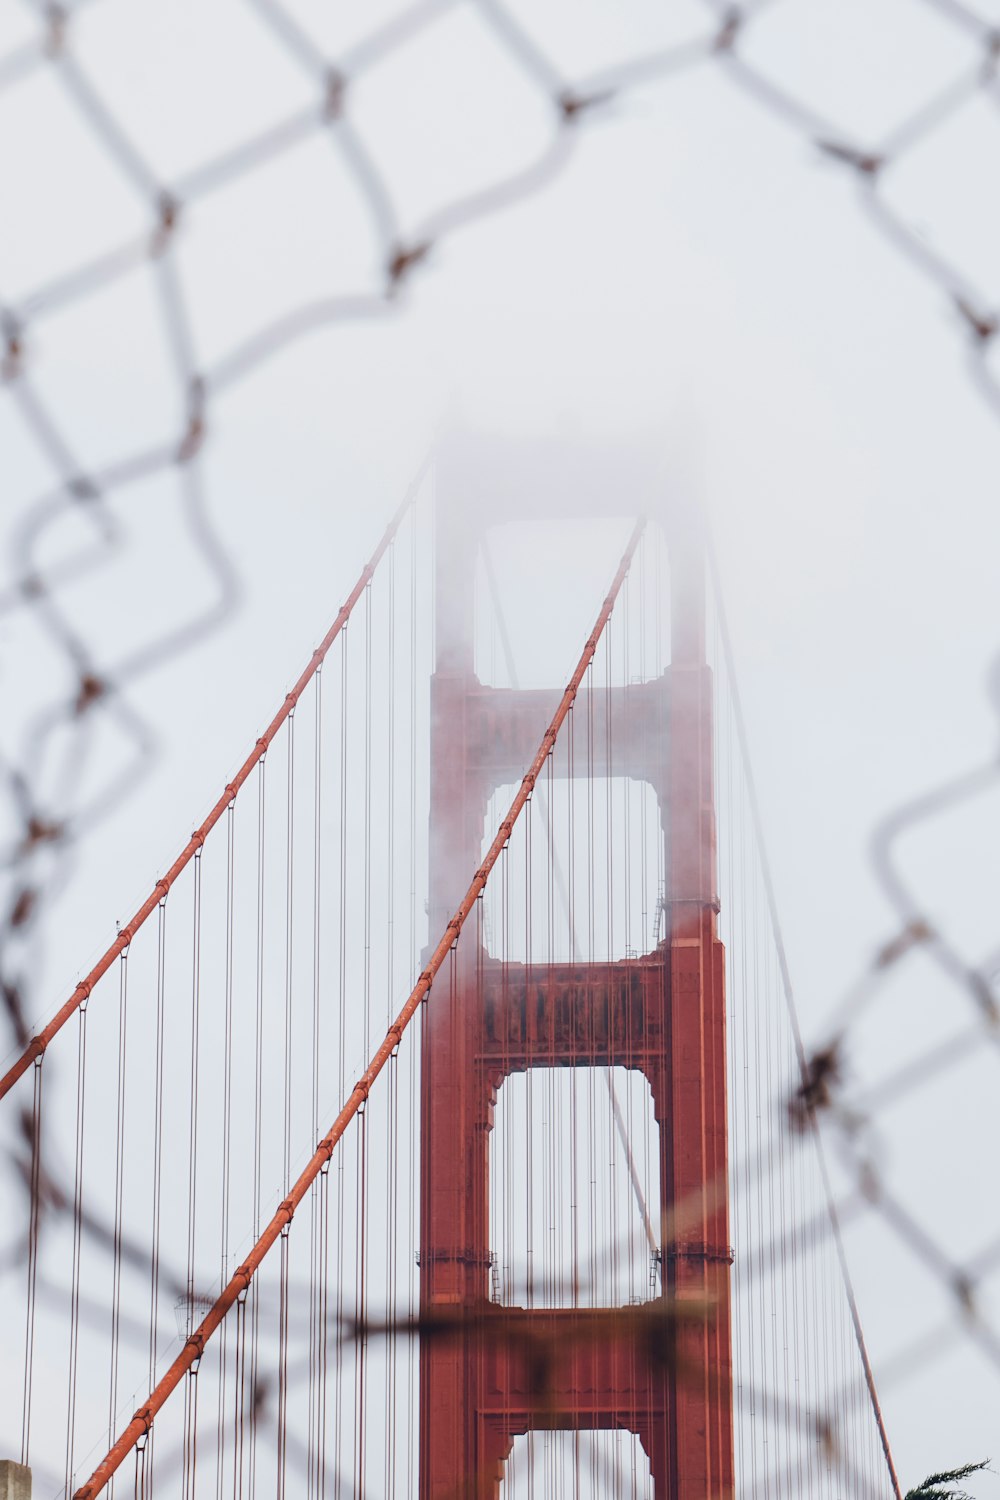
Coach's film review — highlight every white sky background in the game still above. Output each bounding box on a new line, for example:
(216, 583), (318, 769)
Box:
(2, 0), (1000, 1491)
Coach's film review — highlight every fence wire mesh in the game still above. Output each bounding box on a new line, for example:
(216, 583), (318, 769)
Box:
(2, 0), (1000, 1494)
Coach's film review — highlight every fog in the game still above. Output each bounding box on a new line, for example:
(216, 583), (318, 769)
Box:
(2, 0), (1000, 1494)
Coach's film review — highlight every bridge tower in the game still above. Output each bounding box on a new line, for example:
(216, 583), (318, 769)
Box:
(419, 438), (734, 1498)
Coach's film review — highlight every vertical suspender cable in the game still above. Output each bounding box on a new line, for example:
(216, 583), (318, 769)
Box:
(20, 1053), (43, 1466)
(107, 944), (129, 1500)
(249, 756), (265, 1500)
(217, 800), (236, 1500)
(310, 666), (324, 1500)
(406, 503), (418, 1499)
(278, 710), (295, 1500)
(385, 539), (398, 1498)
(145, 898), (167, 1497)
(334, 627), (348, 1500)
(284, 711), (296, 1196)
(64, 994), (89, 1497)
(706, 538), (902, 1500)
(183, 847), (204, 1500)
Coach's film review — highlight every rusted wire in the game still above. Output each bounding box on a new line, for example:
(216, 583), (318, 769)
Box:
(2, 0), (1000, 1488)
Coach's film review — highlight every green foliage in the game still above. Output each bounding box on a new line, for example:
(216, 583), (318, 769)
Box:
(904, 1460), (990, 1500)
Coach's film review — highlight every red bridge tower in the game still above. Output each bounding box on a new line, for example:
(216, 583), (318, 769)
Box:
(419, 440), (734, 1497)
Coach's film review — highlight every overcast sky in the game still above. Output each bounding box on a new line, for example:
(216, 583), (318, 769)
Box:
(2, 0), (1000, 1491)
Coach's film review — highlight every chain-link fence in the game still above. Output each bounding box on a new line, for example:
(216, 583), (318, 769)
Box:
(3, 0), (1000, 1494)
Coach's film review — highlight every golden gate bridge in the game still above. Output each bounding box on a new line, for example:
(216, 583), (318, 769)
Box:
(0, 438), (898, 1499)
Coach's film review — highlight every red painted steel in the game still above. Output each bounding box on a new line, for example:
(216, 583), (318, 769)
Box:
(71, 515), (644, 1500)
(420, 496), (735, 1497)
(0, 470), (425, 1106)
